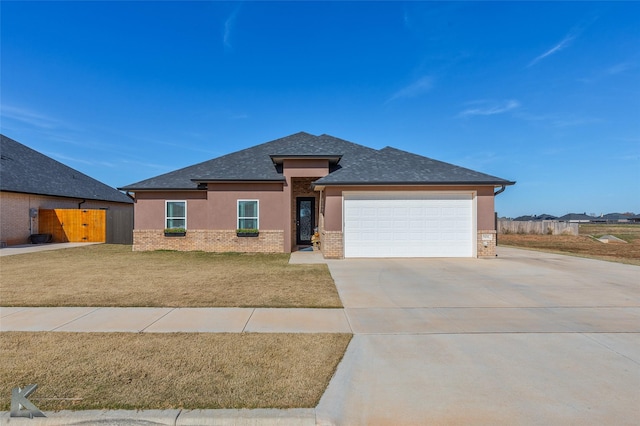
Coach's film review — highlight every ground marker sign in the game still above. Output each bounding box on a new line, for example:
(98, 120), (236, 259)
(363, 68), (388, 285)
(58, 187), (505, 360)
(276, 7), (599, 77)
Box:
(10, 384), (46, 418)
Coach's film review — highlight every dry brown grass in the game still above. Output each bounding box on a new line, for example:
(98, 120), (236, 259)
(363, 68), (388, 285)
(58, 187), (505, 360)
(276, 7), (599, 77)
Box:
(0, 245), (341, 308)
(499, 224), (640, 266)
(0, 332), (352, 410)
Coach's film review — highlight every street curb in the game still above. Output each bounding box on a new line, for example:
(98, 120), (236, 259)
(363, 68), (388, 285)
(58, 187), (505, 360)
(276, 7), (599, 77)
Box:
(0, 408), (317, 425)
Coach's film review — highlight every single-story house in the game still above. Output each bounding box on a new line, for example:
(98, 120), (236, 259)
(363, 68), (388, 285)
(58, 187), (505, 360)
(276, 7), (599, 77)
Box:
(0, 134), (133, 246)
(557, 213), (595, 223)
(514, 214), (557, 221)
(119, 132), (515, 258)
(591, 213), (633, 223)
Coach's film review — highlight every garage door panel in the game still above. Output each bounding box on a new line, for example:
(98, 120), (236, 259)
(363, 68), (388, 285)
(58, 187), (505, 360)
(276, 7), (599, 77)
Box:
(344, 193), (473, 258)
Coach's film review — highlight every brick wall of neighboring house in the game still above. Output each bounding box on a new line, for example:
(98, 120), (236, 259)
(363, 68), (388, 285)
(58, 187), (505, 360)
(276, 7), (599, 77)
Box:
(0, 191), (131, 246)
(477, 230), (497, 257)
(321, 230), (343, 259)
(132, 229), (284, 253)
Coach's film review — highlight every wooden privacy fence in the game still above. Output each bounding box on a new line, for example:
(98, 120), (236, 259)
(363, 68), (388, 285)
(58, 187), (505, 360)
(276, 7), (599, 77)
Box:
(39, 209), (106, 243)
(498, 220), (579, 236)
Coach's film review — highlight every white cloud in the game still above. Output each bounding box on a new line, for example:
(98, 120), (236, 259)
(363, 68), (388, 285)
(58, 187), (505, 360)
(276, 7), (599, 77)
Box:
(0, 105), (61, 129)
(223, 5), (242, 52)
(527, 17), (597, 68)
(606, 62), (634, 75)
(387, 76), (434, 102)
(528, 33), (576, 67)
(458, 100), (520, 118)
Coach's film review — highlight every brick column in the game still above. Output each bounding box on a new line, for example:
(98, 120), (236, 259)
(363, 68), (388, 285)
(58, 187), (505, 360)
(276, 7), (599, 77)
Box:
(477, 230), (497, 258)
(321, 231), (343, 259)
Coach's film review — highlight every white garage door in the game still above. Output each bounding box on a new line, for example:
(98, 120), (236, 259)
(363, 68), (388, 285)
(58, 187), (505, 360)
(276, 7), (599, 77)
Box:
(343, 192), (474, 258)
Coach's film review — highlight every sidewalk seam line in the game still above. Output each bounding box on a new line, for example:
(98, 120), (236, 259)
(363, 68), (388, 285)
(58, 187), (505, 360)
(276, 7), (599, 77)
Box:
(51, 307), (102, 331)
(242, 308), (256, 332)
(140, 308), (176, 333)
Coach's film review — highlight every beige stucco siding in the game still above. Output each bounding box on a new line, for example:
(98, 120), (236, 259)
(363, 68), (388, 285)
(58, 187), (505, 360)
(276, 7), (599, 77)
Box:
(281, 159), (329, 178)
(133, 184), (285, 231)
(206, 183), (285, 230)
(476, 186), (496, 230)
(321, 185), (498, 232)
(133, 191), (208, 229)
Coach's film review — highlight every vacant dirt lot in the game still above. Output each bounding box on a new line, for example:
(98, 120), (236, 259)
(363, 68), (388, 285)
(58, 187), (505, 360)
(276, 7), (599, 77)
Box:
(0, 245), (342, 307)
(499, 223), (640, 266)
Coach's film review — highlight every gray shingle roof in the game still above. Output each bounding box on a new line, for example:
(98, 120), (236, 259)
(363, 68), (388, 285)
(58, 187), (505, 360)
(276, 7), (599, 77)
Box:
(557, 213), (595, 221)
(1, 134), (132, 203)
(120, 132), (515, 190)
(314, 146), (514, 186)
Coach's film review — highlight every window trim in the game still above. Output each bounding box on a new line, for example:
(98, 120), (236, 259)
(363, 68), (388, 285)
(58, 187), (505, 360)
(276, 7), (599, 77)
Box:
(237, 199), (259, 230)
(165, 200), (187, 230)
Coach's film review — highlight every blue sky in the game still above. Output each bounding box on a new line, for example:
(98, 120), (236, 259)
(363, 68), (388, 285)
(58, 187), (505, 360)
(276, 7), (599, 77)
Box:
(1, 1), (638, 218)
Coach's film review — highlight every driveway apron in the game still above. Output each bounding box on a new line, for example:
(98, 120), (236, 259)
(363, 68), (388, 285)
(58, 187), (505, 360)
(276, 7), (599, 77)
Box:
(317, 247), (640, 425)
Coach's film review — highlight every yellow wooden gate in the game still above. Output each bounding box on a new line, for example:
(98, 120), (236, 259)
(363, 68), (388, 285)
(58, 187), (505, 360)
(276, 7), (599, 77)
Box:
(39, 209), (106, 243)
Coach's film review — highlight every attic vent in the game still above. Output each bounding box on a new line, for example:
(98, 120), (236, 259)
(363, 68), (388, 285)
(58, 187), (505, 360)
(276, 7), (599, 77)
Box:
(0, 154), (11, 161)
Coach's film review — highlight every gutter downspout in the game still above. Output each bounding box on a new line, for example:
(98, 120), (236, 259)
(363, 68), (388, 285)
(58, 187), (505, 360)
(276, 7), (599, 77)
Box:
(78, 199), (87, 209)
(493, 185), (506, 252)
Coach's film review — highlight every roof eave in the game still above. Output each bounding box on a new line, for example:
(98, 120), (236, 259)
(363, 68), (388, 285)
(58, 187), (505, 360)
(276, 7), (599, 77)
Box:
(269, 154), (342, 165)
(313, 180), (516, 189)
(117, 186), (199, 191)
(190, 178), (286, 183)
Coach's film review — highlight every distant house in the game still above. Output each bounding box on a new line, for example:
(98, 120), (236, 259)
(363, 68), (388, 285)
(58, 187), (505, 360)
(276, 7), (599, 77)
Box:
(514, 213), (557, 221)
(556, 213), (595, 223)
(628, 215), (640, 223)
(0, 134), (133, 246)
(120, 132), (515, 258)
(591, 213), (633, 223)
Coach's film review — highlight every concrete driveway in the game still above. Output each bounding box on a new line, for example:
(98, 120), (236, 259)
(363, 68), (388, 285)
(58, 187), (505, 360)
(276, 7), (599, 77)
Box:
(317, 247), (640, 425)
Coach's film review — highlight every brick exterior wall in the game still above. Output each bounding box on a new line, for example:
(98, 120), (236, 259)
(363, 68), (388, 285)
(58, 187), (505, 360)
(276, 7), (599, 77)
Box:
(321, 231), (343, 259)
(477, 230), (497, 258)
(133, 229), (284, 253)
(0, 191), (131, 246)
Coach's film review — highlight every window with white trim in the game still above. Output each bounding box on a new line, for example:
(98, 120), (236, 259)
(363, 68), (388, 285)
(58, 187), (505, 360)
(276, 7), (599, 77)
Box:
(166, 200), (186, 229)
(237, 200), (258, 230)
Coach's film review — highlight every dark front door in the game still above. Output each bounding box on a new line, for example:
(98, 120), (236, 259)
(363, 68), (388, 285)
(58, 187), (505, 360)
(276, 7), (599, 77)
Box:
(296, 197), (315, 245)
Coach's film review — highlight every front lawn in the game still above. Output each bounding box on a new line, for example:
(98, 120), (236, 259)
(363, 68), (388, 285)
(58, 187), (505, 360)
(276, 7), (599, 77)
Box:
(0, 332), (351, 410)
(0, 244), (342, 308)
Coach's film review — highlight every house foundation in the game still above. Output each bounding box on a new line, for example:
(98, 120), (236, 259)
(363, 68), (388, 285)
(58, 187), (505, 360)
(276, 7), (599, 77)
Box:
(133, 229), (284, 253)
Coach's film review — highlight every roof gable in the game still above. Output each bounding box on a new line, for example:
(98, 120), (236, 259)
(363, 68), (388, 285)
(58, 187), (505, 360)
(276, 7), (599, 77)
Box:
(1, 134), (132, 203)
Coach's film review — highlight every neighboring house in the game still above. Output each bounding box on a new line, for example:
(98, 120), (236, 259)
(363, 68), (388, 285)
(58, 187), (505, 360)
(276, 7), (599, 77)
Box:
(0, 134), (133, 246)
(557, 213), (595, 223)
(591, 213), (633, 223)
(119, 132), (515, 258)
(514, 213), (557, 221)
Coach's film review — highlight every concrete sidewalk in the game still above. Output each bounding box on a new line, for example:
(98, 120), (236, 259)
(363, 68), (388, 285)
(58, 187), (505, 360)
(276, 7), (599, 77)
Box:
(0, 242), (103, 257)
(0, 307), (351, 333)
